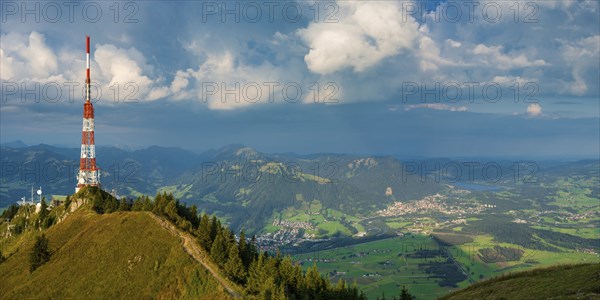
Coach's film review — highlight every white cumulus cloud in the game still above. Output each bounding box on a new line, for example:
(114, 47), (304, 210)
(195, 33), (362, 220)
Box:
(0, 32), (58, 80)
(560, 35), (600, 95)
(0, 31), (169, 104)
(94, 44), (156, 100)
(527, 103), (543, 117)
(298, 1), (420, 74)
(472, 44), (547, 70)
(175, 51), (288, 110)
(404, 103), (468, 112)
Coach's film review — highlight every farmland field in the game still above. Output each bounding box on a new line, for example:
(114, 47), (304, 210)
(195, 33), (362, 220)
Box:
(293, 232), (600, 300)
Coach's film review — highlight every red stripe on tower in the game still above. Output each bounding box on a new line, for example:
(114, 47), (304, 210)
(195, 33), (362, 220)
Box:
(86, 35), (91, 103)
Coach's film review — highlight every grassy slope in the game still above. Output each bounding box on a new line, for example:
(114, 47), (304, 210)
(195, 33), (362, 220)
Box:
(441, 263), (600, 300)
(0, 209), (230, 299)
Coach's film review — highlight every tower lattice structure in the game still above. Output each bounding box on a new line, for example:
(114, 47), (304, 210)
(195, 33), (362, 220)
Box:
(76, 36), (100, 193)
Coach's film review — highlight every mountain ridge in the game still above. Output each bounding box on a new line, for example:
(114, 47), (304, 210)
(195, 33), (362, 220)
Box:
(441, 263), (600, 300)
(0, 207), (233, 299)
(2, 144), (598, 235)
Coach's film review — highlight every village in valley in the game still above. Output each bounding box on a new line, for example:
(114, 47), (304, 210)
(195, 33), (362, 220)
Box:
(377, 193), (494, 218)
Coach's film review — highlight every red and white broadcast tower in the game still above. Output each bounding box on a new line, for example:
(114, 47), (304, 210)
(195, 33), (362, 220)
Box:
(76, 36), (100, 193)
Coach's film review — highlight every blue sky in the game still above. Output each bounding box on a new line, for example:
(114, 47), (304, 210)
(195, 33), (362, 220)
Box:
(1, 0), (598, 157)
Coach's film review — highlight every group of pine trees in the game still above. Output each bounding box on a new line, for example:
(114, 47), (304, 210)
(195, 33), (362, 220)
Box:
(196, 213), (252, 283)
(91, 190), (368, 299)
(375, 287), (414, 300)
(36, 198), (55, 229)
(89, 188), (129, 214)
(0, 204), (20, 220)
(1, 198), (55, 234)
(1, 201), (55, 272)
(196, 212), (368, 299)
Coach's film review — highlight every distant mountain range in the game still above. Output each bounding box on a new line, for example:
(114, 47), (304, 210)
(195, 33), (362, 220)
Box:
(0, 143), (203, 202)
(1, 143), (598, 233)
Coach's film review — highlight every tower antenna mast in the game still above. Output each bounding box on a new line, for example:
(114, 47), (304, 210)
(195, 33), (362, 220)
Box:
(76, 36), (100, 193)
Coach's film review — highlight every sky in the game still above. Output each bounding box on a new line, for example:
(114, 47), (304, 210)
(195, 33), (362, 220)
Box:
(0, 0), (599, 158)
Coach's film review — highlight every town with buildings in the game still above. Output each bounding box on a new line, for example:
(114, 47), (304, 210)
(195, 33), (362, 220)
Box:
(377, 194), (493, 217)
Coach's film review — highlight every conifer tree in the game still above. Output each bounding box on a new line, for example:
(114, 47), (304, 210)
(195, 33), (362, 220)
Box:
(131, 197), (143, 211)
(245, 253), (266, 294)
(152, 193), (165, 215)
(279, 256), (301, 296)
(399, 286), (413, 300)
(103, 197), (118, 213)
(142, 196), (153, 211)
(29, 234), (50, 272)
(209, 216), (219, 243)
(39, 198), (48, 218)
(249, 235), (259, 260)
(259, 276), (277, 299)
(336, 278), (347, 291)
(305, 263), (325, 295)
(38, 198), (50, 228)
(238, 229), (249, 269)
(118, 198), (130, 211)
(197, 214), (212, 250)
(222, 227), (235, 247)
(264, 253), (280, 282)
(64, 195), (72, 209)
(164, 200), (178, 221)
(224, 242), (246, 283)
(188, 204), (199, 228)
(292, 262), (306, 295)
(210, 231), (228, 266)
(273, 282), (286, 300)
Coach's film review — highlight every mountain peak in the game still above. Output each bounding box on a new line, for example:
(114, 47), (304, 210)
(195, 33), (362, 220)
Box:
(209, 144), (265, 161)
(235, 147), (259, 157)
(219, 143), (247, 152)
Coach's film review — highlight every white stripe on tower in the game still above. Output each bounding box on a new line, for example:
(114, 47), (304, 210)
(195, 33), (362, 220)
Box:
(82, 118), (94, 131)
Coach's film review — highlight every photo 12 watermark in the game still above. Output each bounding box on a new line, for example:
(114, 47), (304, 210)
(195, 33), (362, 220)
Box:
(400, 81), (539, 104)
(1, 1), (139, 24)
(401, 161), (539, 184)
(1, 81), (141, 104)
(200, 81), (340, 104)
(0, 160), (142, 185)
(405, 1), (539, 24)
(198, 1), (339, 24)
(200, 160), (340, 184)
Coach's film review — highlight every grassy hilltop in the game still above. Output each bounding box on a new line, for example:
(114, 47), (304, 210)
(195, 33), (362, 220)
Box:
(0, 202), (231, 298)
(441, 263), (600, 300)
